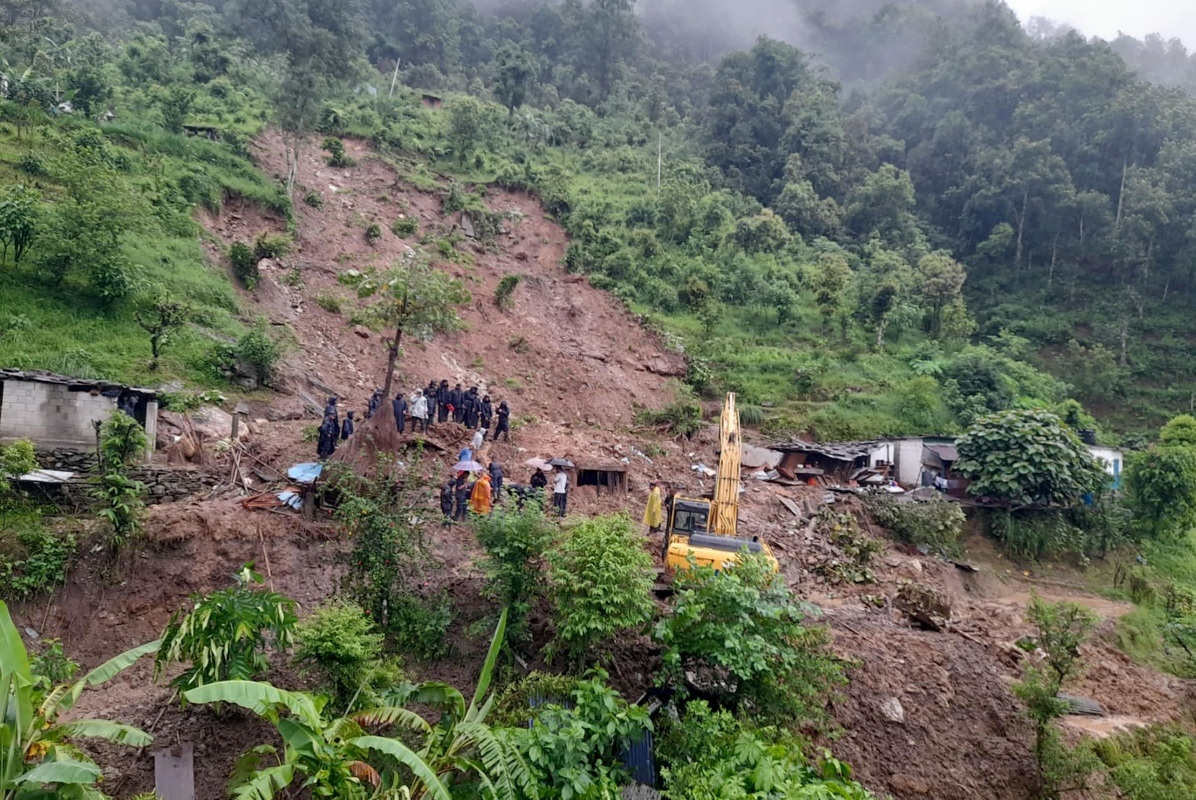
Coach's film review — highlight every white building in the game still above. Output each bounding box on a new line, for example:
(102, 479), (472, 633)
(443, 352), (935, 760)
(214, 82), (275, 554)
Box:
(0, 369), (158, 453)
(1087, 444), (1124, 487)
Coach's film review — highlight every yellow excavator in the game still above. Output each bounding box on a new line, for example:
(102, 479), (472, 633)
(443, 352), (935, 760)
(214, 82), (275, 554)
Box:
(663, 392), (778, 572)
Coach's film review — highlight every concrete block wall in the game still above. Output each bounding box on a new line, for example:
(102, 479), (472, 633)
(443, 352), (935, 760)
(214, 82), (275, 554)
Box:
(0, 380), (117, 448)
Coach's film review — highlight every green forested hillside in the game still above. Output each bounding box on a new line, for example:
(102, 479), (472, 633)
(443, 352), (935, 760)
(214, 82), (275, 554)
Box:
(2, 0), (1195, 439)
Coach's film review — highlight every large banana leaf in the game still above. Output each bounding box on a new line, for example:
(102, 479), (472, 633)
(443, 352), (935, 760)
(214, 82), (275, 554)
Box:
(276, 717), (322, 760)
(15, 755), (101, 786)
(52, 720), (152, 748)
(466, 607), (507, 723)
(352, 706), (432, 734)
(1, 600), (35, 794)
(229, 762), (296, 800)
(402, 683), (465, 723)
(352, 736), (452, 800)
(60, 639), (161, 713)
(183, 681), (321, 728)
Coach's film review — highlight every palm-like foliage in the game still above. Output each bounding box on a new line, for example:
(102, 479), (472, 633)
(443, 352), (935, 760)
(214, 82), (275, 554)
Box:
(185, 607), (534, 800)
(156, 564), (297, 694)
(0, 601), (158, 800)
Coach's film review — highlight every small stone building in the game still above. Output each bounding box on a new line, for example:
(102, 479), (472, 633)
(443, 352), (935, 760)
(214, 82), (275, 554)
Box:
(0, 369), (158, 454)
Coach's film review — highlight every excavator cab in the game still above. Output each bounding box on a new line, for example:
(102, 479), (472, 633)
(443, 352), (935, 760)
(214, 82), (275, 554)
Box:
(661, 393), (779, 573)
(663, 497), (778, 573)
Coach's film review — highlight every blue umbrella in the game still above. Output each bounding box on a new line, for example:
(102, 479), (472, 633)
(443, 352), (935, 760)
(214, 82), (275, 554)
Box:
(453, 460), (485, 472)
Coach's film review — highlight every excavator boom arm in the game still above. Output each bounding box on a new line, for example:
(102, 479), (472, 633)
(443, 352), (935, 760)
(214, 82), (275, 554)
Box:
(711, 392), (740, 537)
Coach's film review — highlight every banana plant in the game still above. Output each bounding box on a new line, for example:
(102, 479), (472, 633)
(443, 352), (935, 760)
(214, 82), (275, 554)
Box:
(0, 601), (159, 800)
(370, 607), (536, 800)
(185, 608), (534, 800)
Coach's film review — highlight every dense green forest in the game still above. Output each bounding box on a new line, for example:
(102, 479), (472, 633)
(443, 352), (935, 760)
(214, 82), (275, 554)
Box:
(3, 0), (1196, 439)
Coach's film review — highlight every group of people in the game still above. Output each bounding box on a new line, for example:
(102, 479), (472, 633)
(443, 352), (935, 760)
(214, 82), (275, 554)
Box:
(314, 380), (516, 460)
(439, 460), (571, 523)
(379, 380), (511, 442)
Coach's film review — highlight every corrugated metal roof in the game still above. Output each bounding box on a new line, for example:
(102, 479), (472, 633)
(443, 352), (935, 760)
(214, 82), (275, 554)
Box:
(0, 369), (157, 397)
(769, 440), (880, 461)
(926, 444), (960, 461)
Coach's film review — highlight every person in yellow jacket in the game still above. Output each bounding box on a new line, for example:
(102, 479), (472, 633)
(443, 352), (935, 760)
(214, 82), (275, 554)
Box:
(469, 472), (493, 515)
(642, 481), (663, 535)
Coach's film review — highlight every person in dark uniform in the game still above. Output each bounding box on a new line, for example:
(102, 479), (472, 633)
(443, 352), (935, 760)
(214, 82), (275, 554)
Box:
(392, 393), (408, 434)
(366, 388), (383, 419)
(425, 381), (440, 423)
(449, 383), (465, 423)
(317, 413), (338, 459)
(479, 395), (494, 437)
(340, 410), (356, 440)
(453, 473), (472, 521)
(494, 401), (511, 442)
(323, 396), (339, 421)
(440, 477), (455, 525)
(463, 386), (480, 428)
(437, 380), (452, 423)
(488, 461), (504, 502)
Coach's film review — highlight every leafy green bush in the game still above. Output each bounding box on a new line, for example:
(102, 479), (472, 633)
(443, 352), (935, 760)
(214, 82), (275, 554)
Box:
(303, 189), (324, 209)
(474, 506), (555, 641)
(1125, 441), (1196, 541)
(508, 670), (651, 800)
(388, 592), (453, 661)
(657, 701), (873, 800)
(155, 564), (298, 695)
(252, 232), (290, 261)
(228, 241), (259, 289)
(494, 274), (521, 310)
(1093, 725), (1196, 799)
(364, 222), (383, 244)
(0, 439), (37, 495)
(322, 137), (356, 167)
(1013, 595), (1099, 796)
(547, 514), (655, 663)
(231, 324), (283, 386)
(0, 508), (75, 602)
(955, 409), (1104, 507)
(392, 216), (419, 237)
(655, 551), (844, 727)
(90, 471), (146, 553)
(635, 396), (703, 438)
(294, 600), (396, 710)
(314, 292), (344, 313)
(866, 495), (966, 555)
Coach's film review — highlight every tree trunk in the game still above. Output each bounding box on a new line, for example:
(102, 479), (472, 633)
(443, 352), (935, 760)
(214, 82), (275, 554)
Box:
(1119, 314), (1129, 368)
(382, 326), (403, 399)
(1015, 188), (1028, 270)
(876, 317), (886, 349)
(1115, 159), (1128, 230)
(1047, 234), (1058, 290)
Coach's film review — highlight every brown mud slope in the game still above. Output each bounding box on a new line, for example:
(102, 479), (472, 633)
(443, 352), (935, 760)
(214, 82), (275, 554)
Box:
(11, 133), (1195, 800)
(212, 131), (683, 430)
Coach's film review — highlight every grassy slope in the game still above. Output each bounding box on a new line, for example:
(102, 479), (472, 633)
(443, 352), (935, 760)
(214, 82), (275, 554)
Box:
(0, 118), (286, 388)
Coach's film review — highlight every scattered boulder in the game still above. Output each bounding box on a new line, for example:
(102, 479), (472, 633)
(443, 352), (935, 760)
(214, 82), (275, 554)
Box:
(895, 580), (952, 631)
(879, 697), (906, 724)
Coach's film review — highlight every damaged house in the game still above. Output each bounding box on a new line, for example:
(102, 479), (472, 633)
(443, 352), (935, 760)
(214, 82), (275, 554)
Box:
(0, 369), (158, 455)
(769, 440), (891, 485)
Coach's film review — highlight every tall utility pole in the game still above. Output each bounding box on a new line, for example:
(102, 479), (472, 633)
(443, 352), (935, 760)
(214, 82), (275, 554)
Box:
(657, 131), (662, 189)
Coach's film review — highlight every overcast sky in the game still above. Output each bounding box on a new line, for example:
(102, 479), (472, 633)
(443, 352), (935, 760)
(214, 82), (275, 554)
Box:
(1005, 0), (1195, 49)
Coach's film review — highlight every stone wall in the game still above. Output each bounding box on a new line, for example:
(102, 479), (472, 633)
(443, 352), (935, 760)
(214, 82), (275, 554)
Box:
(0, 380), (117, 448)
(33, 448), (222, 506)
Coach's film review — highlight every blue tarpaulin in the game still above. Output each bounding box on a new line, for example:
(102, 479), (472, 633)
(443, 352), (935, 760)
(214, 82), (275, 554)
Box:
(278, 490), (303, 510)
(287, 462), (323, 484)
